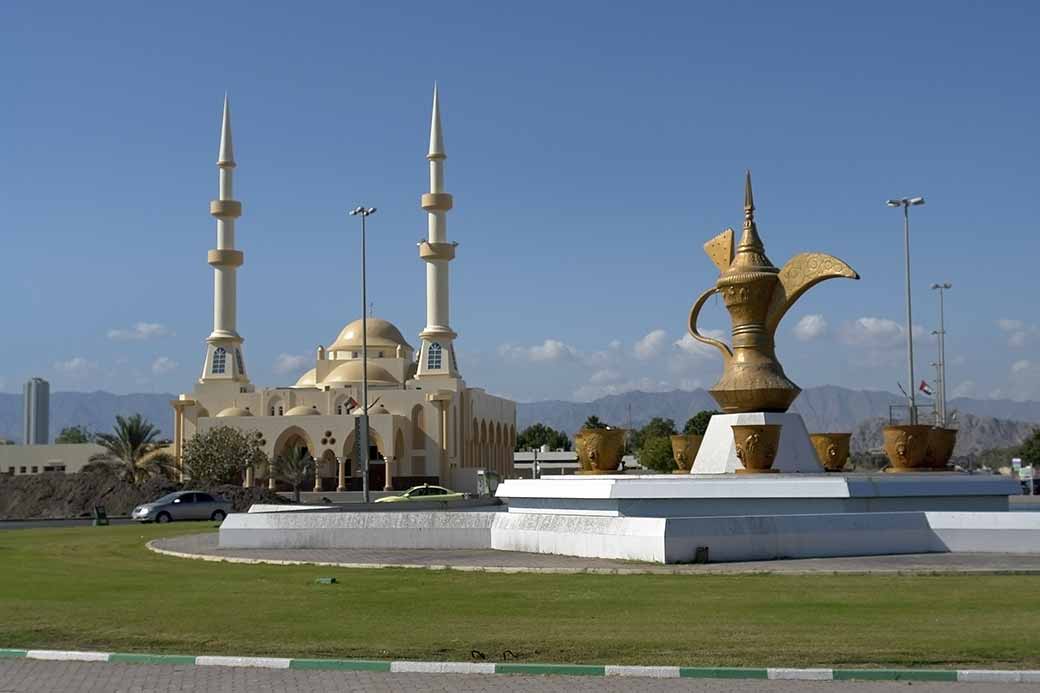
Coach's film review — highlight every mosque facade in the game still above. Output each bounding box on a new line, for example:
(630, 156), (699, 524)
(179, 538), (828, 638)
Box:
(170, 88), (516, 492)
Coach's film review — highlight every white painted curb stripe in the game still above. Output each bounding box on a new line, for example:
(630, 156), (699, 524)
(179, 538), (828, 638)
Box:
(196, 656), (291, 669)
(605, 665), (680, 678)
(767, 668), (833, 680)
(958, 670), (1022, 682)
(391, 660), (495, 674)
(26, 650), (109, 662)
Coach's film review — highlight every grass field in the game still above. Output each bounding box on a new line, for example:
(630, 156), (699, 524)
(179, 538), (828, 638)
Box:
(1, 524), (1039, 668)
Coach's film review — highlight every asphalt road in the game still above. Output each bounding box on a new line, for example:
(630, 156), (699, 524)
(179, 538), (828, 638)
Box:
(0, 518), (136, 530)
(0, 661), (1029, 693)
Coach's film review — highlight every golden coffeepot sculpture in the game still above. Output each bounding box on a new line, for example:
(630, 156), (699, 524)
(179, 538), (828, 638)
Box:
(689, 173), (860, 413)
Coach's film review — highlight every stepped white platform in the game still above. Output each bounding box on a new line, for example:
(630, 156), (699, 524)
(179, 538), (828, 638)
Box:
(218, 472), (1035, 564)
(495, 473), (1018, 517)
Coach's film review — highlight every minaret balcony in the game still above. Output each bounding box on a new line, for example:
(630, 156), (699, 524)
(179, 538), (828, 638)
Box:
(210, 200), (243, 218)
(418, 241), (456, 262)
(420, 192), (453, 212)
(208, 249), (244, 267)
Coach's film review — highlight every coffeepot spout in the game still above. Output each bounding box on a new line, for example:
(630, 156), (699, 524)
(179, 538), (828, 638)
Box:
(764, 253), (859, 335)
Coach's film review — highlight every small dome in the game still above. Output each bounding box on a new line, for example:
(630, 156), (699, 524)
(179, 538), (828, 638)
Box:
(329, 318), (413, 353)
(370, 404), (391, 415)
(216, 407), (253, 417)
(292, 368), (317, 388)
(285, 405), (321, 416)
(324, 360), (398, 386)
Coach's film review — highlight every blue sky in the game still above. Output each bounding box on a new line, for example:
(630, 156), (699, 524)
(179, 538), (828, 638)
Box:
(1, 1), (1038, 403)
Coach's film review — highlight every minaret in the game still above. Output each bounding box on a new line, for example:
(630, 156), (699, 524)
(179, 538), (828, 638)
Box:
(416, 84), (460, 379)
(199, 95), (250, 386)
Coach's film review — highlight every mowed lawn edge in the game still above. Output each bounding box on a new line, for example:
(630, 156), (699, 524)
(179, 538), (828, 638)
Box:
(1, 524), (1038, 668)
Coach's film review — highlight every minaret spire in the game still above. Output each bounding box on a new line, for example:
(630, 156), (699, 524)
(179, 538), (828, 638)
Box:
(200, 94), (251, 387)
(218, 93), (235, 167)
(428, 83), (445, 160)
(416, 84), (460, 379)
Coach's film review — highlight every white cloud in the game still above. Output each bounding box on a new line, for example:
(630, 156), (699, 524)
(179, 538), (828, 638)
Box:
(633, 329), (669, 360)
(151, 356), (178, 375)
(53, 356), (98, 377)
(573, 376), (673, 402)
(589, 369), (622, 385)
(1009, 332), (1029, 348)
(498, 339), (579, 363)
(998, 319), (1024, 332)
(1012, 359), (1032, 374)
(793, 314), (828, 342)
(274, 353), (310, 374)
(949, 380), (976, 398)
(673, 331), (725, 360)
(839, 317), (904, 347)
(107, 322), (172, 341)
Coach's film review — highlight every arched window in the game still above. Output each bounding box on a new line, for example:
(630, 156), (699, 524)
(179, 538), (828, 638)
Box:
(212, 348), (227, 374)
(428, 343), (442, 370)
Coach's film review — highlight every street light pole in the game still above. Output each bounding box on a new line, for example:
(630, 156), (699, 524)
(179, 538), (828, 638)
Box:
(350, 206), (377, 502)
(887, 197), (925, 424)
(931, 282), (952, 427)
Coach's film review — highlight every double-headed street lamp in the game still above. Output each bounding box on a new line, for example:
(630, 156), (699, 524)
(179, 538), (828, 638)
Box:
(931, 282), (952, 427)
(886, 196), (925, 424)
(349, 206), (377, 503)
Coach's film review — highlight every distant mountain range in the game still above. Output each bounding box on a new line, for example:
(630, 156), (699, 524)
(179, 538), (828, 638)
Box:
(0, 392), (176, 443)
(0, 387), (1037, 455)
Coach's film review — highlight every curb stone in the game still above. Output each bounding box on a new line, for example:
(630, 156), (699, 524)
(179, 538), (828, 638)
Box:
(4, 648), (1040, 682)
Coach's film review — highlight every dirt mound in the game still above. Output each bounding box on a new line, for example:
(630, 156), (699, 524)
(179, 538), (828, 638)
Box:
(0, 471), (290, 519)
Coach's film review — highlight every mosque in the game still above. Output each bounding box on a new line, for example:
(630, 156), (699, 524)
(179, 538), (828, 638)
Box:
(169, 88), (516, 492)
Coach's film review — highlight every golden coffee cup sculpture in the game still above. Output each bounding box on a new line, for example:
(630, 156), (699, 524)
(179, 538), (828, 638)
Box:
(809, 433), (852, 472)
(688, 173), (860, 413)
(575, 427), (626, 475)
(670, 434), (704, 474)
(732, 424), (782, 474)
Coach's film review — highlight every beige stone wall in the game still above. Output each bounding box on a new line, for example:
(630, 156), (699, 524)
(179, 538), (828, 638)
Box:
(0, 444), (105, 476)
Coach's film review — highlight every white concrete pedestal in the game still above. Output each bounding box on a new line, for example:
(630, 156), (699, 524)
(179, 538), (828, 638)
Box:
(691, 412), (822, 474)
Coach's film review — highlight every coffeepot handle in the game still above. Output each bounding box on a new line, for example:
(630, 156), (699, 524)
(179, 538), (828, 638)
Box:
(688, 287), (733, 361)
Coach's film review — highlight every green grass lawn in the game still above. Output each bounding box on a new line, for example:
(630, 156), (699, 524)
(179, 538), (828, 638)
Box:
(1, 523), (1039, 668)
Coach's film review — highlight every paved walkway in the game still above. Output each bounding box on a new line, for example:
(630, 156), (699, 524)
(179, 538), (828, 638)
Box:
(0, 660), (1026, 692)
(152, 533), (1040, 574)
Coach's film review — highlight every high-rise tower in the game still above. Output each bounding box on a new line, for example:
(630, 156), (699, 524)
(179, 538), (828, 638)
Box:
(200, 95), (250, 387)
(22, 377), (49, 445)
(416, 84), (460, 379)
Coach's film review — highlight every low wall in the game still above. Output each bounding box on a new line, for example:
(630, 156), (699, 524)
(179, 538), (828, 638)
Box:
(220, 508), (1040, 563)
(220, 511), (496, 550)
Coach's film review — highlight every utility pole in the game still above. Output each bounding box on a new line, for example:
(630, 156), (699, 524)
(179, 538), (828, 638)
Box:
(886, 197), (925, 424)
(350, 206), (377, 502)
(931, 282), (952, 427)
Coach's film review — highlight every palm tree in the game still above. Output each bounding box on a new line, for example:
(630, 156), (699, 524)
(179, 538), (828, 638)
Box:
(583, 415), (609, 430)
(272, 446), (314, 503)
(89, 414), (176, 484)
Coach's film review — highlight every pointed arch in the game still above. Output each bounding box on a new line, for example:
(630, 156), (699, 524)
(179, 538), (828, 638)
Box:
(411, 404), (425, 449)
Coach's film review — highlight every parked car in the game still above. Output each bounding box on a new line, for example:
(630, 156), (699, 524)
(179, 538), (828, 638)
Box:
(132, 491), (231, 523)
(374, 484), (465, 503)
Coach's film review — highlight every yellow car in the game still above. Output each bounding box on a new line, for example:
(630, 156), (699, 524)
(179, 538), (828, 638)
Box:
(374, 484), (465, 503)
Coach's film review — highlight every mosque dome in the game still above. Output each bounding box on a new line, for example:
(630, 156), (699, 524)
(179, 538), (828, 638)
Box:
(324, 360), (398, 386)
(215, 407), (253, 417)
(285, 405), (321, 416)
(292, 368), (317, 388)
(329, 318), (413, 353)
